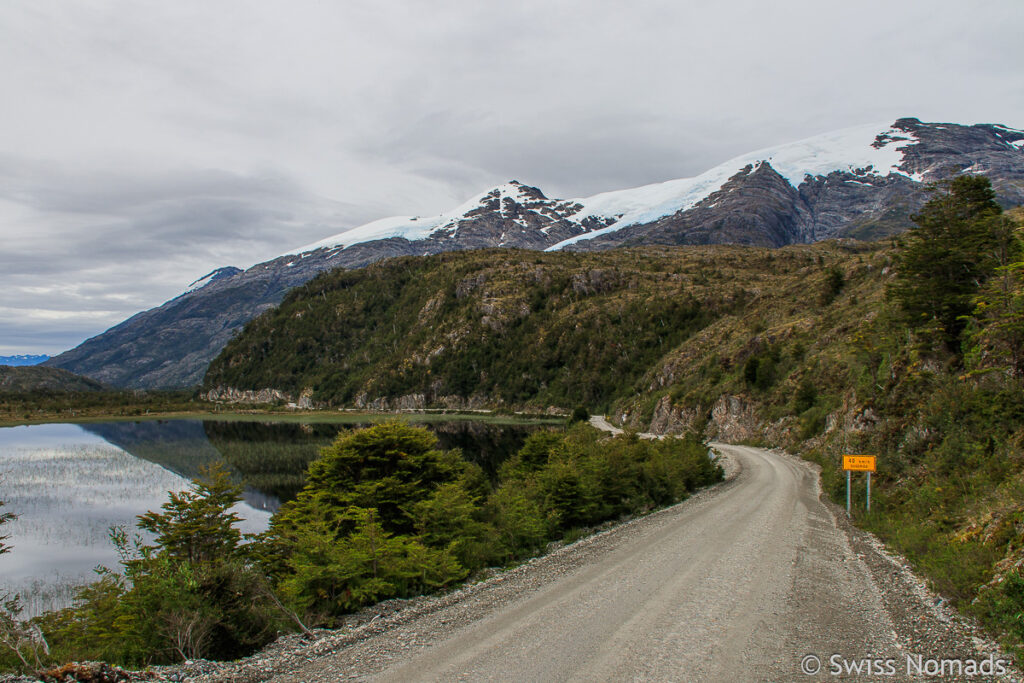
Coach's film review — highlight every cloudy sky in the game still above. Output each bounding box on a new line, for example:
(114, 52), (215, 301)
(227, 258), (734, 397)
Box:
(2, 0), (1023, 355)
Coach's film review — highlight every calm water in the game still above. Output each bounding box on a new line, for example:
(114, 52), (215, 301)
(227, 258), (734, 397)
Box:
(0, 417), (550, 616)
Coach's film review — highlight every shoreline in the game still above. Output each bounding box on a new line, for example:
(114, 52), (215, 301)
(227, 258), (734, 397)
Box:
(0, 407), (567, 429)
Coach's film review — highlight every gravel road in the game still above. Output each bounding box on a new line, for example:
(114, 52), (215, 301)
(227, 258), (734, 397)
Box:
(194, 444), (1019, 682)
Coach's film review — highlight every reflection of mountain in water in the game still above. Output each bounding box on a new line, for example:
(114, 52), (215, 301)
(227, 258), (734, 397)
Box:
(80, 420), (282, 512)
(82, 418), (560, 511)
(82, 420), (220, 478)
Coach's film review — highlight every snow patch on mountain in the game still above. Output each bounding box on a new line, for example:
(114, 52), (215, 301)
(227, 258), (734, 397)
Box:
(185, 267), (242, 293)
(545, 123), (921, 251)
(991, 124), (1024, 150)
(290, 182), (547, 255)
(288, 121), (926, 257)
(294, 214), (446, 254)
(747, 122), (917, 186)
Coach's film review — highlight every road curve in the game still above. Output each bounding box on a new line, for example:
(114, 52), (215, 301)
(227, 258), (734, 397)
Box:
(255, 444), (914, 682)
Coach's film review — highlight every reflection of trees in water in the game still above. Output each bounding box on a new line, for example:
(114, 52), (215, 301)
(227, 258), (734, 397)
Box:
(82, 419), (558, 504)
(81, 420), (282, 511)
(429, 421), (558, 479)
(203, 421), (342, 504)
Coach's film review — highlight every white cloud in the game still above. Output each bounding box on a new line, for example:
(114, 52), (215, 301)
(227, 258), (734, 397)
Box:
(0, 0), (1022, 354)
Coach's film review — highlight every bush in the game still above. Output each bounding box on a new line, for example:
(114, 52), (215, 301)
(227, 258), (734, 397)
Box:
(492, 425), (722, 546)
(34, 465), (286, 667)
(267, 422), (481, 623)
(975, 571), (1024, 653)
(570, 405), (590, 423)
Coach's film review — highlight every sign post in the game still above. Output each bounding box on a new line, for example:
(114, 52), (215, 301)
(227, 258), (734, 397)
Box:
(842, 455), (876, 516)
(846, 470), (851, 515)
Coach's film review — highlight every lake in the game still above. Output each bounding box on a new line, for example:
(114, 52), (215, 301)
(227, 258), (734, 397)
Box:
(0, 416), (553, 616)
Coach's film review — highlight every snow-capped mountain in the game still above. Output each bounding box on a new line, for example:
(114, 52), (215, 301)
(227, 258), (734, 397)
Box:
(0, 354), (50, 367)
(184, 267), (243, 294)
(45, 118), (1024, 388)
(283, 117), (1024, 254)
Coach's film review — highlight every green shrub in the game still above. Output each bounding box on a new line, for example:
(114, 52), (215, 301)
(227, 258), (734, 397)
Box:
(35, 465), (285, 667)
(975, 571), (1024, 654)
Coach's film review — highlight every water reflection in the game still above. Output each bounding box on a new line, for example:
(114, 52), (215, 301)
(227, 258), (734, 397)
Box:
(0, 424), (271, 616)
(82, 419), (286, 512)
(0, 417), (553, 615)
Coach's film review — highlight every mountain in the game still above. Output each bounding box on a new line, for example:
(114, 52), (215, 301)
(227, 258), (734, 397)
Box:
(202, 247), (728, 409)
(200, 242), (895, 411)
(0, 354), (49, 366)
(45, 118), (1024, 388)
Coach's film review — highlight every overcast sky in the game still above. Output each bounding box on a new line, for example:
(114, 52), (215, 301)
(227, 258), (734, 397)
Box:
(2, 0), (1023, 355)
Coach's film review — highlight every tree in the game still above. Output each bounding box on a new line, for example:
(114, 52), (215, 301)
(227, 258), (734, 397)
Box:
(0, 493), (13, 556)
(964, 217), (1024, 378)
(276, 421), (468, 536)
(569, 405), (590, 423)
(37, 463), (284, 665)
(0, 494), (50, 671)
(487, 486), (549, 560)
(266, 422), (476, 623)
(137, 462), (243, 564)
(819, 266), (845, 305)
(890, 175), (1004, 351)
(409, 482), (492, 570)
(276, 504), (465, 619)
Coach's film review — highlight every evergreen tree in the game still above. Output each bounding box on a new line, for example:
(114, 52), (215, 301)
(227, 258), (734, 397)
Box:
(964, 216), (1024, 377)
(486, 486), (549, 559)
(277, 421), (468, 535)
(890, 175), (1004, 350)
(0, 494), (46, 671)
(266, 422), (476, 623)
(275, 504), (465, 618)
(37, 463), (284, 665)
(137, 462), (243, 564)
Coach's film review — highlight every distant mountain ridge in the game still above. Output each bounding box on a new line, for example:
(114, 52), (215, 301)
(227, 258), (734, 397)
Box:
(44, 118), (1024, 388)
(0, 354), (49, 366)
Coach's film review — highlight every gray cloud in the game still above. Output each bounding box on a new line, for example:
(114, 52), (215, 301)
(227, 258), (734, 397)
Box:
(1, 0), (1023, 354)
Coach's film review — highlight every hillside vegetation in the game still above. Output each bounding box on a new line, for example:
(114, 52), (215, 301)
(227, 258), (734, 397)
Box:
(0, 366), (107, 393)
(203, 243), (867, 411)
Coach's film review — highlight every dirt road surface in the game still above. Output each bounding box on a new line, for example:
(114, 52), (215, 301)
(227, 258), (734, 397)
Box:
(202, 444), (1018, 682)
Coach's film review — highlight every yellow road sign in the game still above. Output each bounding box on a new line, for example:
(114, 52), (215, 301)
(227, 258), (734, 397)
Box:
(843, 455), (876, 472)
